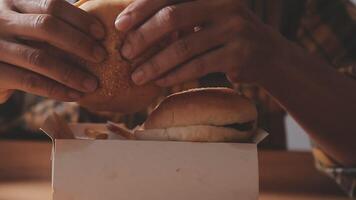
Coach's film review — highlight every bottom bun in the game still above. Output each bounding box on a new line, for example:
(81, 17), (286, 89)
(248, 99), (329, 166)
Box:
(134, 125), (254, 142)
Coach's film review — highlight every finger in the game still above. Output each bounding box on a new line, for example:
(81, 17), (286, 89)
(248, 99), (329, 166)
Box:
(0, 63), (83, 102)
(23, 40), (82, 65)
(121, 1), (209, 59)
(156, 35), (252, 87)
(115, 0), (176, 32)
(114, 0), (238, 32)
(0, 89), (14, 104)
(13, 0), (105, 39)
(0, 40), (98, 93)
(4, 13), (106, 63)
(129, 30), (179, 66)
(131, 23), (230, 85)
(155, 46), (229, 87)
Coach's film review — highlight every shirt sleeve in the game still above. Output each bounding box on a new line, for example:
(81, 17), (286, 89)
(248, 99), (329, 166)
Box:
(312, 144), (356, 198)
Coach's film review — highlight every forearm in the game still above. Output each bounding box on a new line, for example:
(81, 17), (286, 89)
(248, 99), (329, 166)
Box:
(261, 44), (356, 166)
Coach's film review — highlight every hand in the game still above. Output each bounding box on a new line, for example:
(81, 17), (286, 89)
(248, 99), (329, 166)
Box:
(0, 0), (107, 103)
(115, 0), (295, 87)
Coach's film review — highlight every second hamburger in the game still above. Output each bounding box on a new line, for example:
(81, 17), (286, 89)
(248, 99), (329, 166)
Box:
(125, 87), (258, 142)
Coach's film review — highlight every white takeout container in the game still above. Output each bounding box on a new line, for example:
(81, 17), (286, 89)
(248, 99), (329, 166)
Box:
(41, 114), (267, 200)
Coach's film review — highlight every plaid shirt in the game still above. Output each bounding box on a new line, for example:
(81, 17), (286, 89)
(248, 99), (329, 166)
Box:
(0, 0), (355, 198)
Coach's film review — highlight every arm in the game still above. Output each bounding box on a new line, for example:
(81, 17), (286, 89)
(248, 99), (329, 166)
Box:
(115, 0), (356, 166)
(261, 44), (356, 167)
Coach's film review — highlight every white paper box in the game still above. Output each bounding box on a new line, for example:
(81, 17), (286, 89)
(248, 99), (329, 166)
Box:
(42, 116), (267, 200)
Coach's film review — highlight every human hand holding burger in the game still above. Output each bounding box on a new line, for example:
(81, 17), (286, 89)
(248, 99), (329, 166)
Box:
(0, 0), (106, 103)
(114, 0), (295, 87)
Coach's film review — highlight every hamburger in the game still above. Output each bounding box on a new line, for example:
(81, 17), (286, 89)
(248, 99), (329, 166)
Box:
(75, 0), (162, 113)
(107, 87), (258, 142)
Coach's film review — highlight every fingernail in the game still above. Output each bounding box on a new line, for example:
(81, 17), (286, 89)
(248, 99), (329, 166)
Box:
(121, 42), (132, 59)
(90, 23), (105, 39)
(93, 46), (107, 62)
(68, 91), (82, 100)
(132, 69), (145, 85)
(115, 15), (131, 32)
(83, 77), (98, 92)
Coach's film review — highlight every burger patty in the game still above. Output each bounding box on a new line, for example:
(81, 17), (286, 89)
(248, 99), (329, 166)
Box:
(222, 121), (255, 131)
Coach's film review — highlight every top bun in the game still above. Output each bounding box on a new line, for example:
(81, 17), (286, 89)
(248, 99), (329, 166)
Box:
(76, 0), (162, 114)
(144, 87), (258, 129)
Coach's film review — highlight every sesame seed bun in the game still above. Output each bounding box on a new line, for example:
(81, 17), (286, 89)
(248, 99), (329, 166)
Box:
(76, 0), (162, 113)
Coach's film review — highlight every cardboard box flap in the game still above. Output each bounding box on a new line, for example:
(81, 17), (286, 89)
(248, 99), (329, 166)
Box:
(40, 112), (75, 141)
(41, 113), (129, 141)
(252, 129), (269, 144)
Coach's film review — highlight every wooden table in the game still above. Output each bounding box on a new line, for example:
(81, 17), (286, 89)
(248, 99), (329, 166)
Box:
(0, 140), (349, 200)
